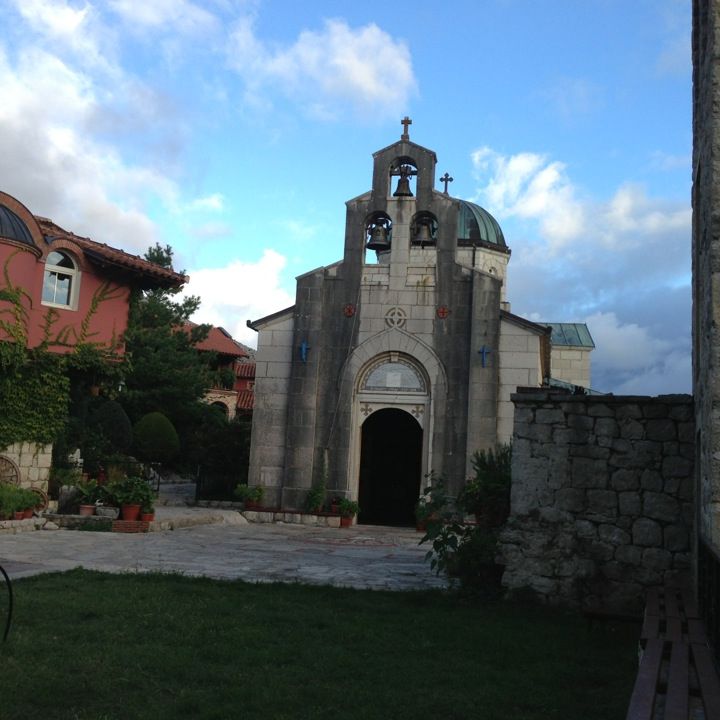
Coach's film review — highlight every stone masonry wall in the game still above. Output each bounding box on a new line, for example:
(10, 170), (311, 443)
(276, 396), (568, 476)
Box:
(500, 392), (694, 614)
(0, 441), (52, 492)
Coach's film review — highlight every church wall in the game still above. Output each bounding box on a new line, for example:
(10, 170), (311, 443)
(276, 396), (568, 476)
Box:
(501, 391), (694, 614)
(247, 313), (294, 506)
(550, 346), (591, 388)
(497, 319), (544, 444)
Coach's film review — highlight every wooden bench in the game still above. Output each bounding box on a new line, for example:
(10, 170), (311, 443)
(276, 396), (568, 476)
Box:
(626, 587), (720, 719)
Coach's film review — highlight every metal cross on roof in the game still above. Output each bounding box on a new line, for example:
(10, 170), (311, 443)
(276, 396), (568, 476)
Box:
(440, 172), (454, 194)
(401, 116), (412, 140)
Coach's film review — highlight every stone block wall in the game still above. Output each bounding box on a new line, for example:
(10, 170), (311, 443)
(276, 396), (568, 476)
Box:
(500, 391), (694, 613)
(0, 441), (52, 491)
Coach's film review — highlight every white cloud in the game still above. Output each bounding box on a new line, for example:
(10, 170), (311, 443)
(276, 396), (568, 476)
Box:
(472, 145), (691, 394)
(471, 147), (584, 248)
(587, 311), (689, 395)
(228, 17), (417, 120)
(182, 250), (294, 347)
(108, 0), (218, 35)
(0, 36), (181, 252)
(187, 194), (225, 212)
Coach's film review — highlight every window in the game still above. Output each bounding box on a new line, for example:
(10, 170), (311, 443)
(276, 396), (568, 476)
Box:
(362, 359), (426, 393)
(42, 251), (78, 308)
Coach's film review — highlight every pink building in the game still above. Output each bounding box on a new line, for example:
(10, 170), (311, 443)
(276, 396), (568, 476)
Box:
(0, 190), (185, 354)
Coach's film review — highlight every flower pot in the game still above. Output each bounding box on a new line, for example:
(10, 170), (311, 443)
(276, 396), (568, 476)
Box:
(121, 504), (141, 521)
(330, 503), (340, 515)
(13, 511), (24, 520)
(140, 512), (155, 522)
(78, 504), (96, 516)
(340, 515), (353, 528)
(23, 508), (33, 519)
(245, 501), (259, 510)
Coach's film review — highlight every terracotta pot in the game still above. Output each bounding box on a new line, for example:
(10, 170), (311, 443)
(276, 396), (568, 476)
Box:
(140, 512), (155, 522)
(13, 511), (24, 520)
(330, 504), (340, 514)
(340, 515), (353, 528)
(23, 508), (33, 519)
(245, 501), (259, 510)
(78, 504), (96, 516)
(121, 504), (141, 521)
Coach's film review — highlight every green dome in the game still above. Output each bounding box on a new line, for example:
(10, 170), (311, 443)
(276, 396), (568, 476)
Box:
(457, 200), (506, 250)
(0, 203), (34, 247)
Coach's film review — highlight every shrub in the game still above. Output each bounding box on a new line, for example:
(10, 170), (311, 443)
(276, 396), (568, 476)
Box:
(91, 400), (133, 453)
(457, 444), (512, 528)
(133, 412), (180, 463)
(422, 521), (503, 594)
(234, 484), (263, 503)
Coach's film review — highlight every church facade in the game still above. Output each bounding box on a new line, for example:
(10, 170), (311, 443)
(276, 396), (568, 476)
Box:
(248, 123), (592, 525)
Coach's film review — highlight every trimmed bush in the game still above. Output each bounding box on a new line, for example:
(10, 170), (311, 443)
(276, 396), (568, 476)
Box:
(91, 400), (133, 453)
(133, 411), (180, 463)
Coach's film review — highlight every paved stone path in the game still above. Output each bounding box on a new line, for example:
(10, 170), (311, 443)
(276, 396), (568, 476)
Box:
(0, 509), (447, 591)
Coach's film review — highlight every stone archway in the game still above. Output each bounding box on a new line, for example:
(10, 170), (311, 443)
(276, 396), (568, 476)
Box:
(358, 408), (422, 526)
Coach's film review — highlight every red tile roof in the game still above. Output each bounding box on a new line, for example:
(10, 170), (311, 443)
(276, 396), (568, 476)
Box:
(236, 362), (256, 378)
(35, 217), (187, 289)
(236, 389), (254, 410)
(187, 323), (249, 358)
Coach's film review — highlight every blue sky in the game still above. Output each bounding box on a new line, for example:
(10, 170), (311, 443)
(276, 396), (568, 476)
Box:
(0, 0), (691, 394)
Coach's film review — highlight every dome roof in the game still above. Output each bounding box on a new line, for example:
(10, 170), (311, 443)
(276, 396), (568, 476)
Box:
(457, 200), (506, 250)
(0, 203), (35, 247)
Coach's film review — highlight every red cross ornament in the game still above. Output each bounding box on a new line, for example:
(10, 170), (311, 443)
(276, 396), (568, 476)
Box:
(343, 303), (356, 317)
(436, 306), (450, 319)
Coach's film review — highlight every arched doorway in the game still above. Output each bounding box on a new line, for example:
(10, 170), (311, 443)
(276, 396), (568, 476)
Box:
(358, 408), (422, 526)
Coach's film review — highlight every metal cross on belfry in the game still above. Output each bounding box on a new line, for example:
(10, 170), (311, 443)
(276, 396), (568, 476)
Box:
(440, 172), (454, 194)
(479, 345), (492, 368)
(401, 116), (412, 140)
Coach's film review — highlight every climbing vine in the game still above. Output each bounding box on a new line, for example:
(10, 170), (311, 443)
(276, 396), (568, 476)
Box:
(0, 251), (123, 450)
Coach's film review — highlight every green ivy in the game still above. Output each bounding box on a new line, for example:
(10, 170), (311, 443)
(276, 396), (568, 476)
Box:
(0, 252), (123, 450)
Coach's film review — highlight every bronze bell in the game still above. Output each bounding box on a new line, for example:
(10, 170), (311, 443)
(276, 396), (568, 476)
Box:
(393, 175), (413, 197)
(414, 222), (433, 246)
(366, 225), (391, 252)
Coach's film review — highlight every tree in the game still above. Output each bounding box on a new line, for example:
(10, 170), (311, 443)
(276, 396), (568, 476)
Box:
(121, 244), (212, 453)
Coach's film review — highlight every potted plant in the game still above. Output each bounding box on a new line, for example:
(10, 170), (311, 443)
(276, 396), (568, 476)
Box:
(304, 484), (325, 514)
(338, 499), (360, 528)
(108, 476), (155, 521)
(19, 487), (37, 518)
(234, 484), (263, 509)
(328, 496), (342, 514)
(140, 499), (155, 522)
(415, 474), (450, 533)
(94, 484), (119, 518)
(76, 478), (99, 516)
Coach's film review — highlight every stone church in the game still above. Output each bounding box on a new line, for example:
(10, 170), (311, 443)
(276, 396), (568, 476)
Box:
(248, 121), (593, 525)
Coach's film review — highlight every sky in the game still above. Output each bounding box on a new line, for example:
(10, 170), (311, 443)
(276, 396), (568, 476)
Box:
(0, 0), (691, 395)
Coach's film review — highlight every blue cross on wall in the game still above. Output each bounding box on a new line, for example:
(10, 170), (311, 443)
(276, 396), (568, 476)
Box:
(478, 345), (492, 368)
(299, 340), (309, 363)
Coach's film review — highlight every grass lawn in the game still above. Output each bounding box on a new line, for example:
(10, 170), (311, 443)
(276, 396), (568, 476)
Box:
(0, 570), (638, 720)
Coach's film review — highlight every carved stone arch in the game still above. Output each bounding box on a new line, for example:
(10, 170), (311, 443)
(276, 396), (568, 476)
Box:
(339, 326), (448, 400)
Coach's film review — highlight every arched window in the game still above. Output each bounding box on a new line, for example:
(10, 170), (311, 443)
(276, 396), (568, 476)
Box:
(42, 251), (79, 309)
(361, 357), (427, 393)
